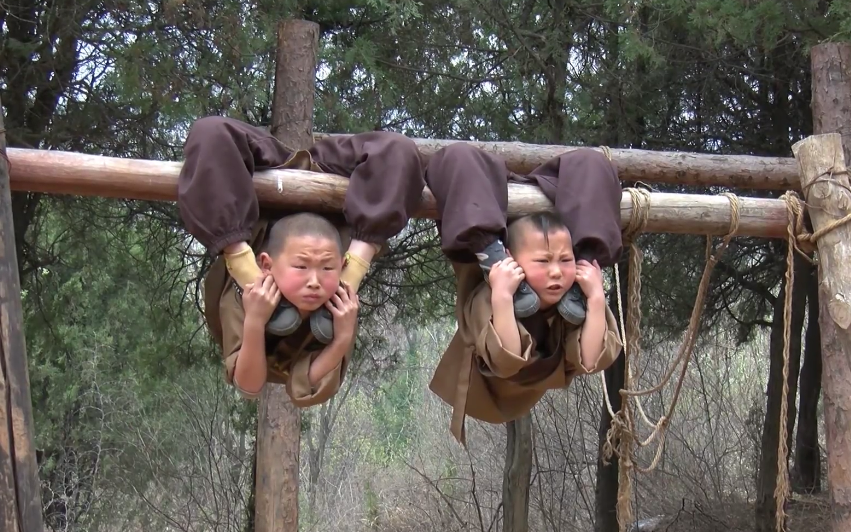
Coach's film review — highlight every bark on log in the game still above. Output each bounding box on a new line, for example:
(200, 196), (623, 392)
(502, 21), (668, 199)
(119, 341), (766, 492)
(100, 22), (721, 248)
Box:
(254, 19), (319, 532)
(0, 99), (45, 532)
(792, 132), (851, 530)
(5, 148), (789, 239)
(803, 41), (851, 531)
(314, 134), (800, 190)
(502, 415), (532, 532)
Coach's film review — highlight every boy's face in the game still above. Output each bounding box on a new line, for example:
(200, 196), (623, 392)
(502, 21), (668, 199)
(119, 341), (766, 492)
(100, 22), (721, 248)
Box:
(259, 235), (343, 313)
(510, 228), (576, 309)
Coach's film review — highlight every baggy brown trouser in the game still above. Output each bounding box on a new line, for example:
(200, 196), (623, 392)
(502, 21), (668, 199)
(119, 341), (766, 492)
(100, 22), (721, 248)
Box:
(424, 143), (623, 268)
(177, 116), (426, 256)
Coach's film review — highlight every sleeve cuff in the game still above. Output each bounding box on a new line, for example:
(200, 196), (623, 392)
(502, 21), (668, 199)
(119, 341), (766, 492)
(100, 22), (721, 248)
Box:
(475, 321), (534, 378)
(286, 350), (349, 408)
(233, 374), (263, 400)
(574, 309), (623, 375)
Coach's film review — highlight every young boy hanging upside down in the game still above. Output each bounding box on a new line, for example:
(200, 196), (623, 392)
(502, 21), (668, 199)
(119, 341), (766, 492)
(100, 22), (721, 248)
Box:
(425, 143), (625, 444)
(178, 116), (425, 403)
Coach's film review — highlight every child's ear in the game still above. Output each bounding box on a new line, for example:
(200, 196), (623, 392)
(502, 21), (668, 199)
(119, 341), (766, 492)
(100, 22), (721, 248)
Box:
(257, 252), (273, 273)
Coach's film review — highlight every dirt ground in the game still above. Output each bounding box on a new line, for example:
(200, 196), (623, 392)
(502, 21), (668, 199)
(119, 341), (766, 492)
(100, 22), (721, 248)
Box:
(629, 493), (831, 532)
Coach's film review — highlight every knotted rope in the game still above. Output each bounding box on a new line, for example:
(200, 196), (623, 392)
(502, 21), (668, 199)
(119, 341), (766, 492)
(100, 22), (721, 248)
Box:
(602, 169), (851, 532)
(601, 186), (741, 530)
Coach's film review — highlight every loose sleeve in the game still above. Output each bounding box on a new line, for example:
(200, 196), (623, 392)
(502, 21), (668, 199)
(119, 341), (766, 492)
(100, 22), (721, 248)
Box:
(564, 305), (623, 376)
(219, 284), (246, 386)
(285, 342), (354, 408)
(465, 285), (535, 379)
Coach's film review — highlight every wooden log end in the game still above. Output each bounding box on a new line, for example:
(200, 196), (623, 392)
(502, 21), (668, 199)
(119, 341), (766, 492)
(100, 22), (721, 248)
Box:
(792, 132), (843, 158)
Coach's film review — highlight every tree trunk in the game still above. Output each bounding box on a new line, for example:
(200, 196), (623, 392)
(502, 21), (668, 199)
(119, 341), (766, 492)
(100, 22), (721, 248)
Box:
(595, 260), (627, 532)
(502, 415), (533, 532)
(254, 19), (320, 532)
(792, 261), (822, 494)
(755, 249), (807, 532)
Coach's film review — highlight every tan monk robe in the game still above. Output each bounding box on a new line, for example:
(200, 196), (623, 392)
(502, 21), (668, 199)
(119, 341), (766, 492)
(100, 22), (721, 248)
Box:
(429, 262), (623, 445)
(202, 150), (385, 407)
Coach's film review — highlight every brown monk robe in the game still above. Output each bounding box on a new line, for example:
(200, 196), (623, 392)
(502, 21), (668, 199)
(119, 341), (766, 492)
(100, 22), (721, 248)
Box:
(179, 116), (425, 405)
(425, 143), (625, 444)
(204, 216), (362, 405)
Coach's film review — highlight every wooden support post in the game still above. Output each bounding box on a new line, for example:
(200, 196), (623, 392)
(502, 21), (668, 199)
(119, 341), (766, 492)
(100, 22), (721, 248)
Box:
(794, 41), (851, 531)
(502, 416), (532, 532)
(253, 19), (320, 532)
(0, 100), (45, 531)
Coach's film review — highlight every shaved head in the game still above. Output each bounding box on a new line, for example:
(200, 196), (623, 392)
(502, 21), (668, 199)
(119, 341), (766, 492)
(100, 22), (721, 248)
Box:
(265, 212), (343, 257)
(506, 212), (569, 253)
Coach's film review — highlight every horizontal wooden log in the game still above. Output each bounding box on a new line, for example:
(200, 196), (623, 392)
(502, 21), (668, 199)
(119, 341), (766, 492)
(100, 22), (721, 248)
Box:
(315, 133), (801, 191)
(6, 147), (789, 239)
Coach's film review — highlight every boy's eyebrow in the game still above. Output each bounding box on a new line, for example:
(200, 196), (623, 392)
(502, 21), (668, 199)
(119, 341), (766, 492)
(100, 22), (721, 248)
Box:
(526, 249), (554, 257)
(286, 250), (340, 260)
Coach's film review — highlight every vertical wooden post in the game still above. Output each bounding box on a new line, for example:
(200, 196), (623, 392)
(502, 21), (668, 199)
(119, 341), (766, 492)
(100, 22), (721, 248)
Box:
(792, 39), (851, 532)
(254, 19), (320, 532)
(502, 416), (532, 532)
(0, 100), (45, 531)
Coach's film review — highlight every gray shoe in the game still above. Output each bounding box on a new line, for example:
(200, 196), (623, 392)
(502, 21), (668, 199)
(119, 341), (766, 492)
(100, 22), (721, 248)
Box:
(557, 284), (586, 326)
(266, 300), (302, 336)
(475, 239), (540, 318)
(310, 307), (334, 345)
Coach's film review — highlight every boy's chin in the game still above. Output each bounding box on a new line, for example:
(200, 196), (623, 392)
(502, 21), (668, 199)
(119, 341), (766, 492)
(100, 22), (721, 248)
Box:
(536, 291), (567, 308)
(298, 302), (326, 313)
(288, 297), (330, 314)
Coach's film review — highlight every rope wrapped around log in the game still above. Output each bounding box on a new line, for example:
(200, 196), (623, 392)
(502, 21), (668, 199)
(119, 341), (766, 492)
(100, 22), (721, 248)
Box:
(602, 172), (848, 532)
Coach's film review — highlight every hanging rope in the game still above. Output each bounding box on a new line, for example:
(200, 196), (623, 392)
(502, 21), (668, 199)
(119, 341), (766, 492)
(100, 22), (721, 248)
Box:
(602, 188), (740, 531)
(601, 175), (851, 532)
(772, 164), (851, 530)
(572, 147), (842, 531)
(771, 184), (850, 532)
(608, 187), (650, 528)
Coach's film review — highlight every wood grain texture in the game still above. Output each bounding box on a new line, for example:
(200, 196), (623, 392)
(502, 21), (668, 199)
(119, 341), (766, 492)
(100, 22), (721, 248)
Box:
(0, 97), (45, 532)
(804, 43), (851, 532)
(254, 18), (320, 532)
(6, 148), (788, 239)
(314, 134), (801, 190)
(802, 41), (851, 531)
